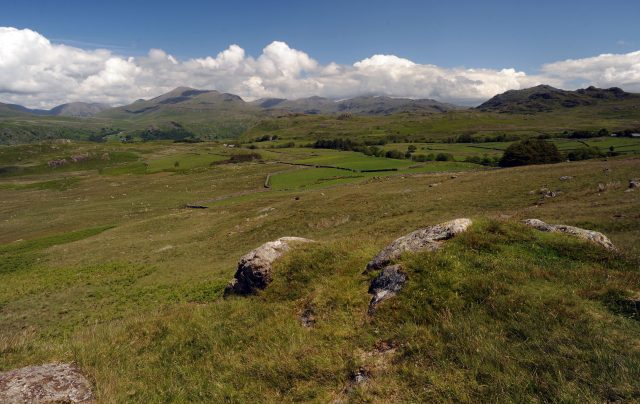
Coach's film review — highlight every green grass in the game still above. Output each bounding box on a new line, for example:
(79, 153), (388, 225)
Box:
(1, 138), (639, 402)
(0, 177), (80, 191)
(295, 152), (414, 170)
(268, 167), (364, 190)
(145, 152), (228, 173)
(17, 221), (634, 402)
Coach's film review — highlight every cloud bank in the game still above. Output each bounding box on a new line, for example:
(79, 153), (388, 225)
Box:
(1, 27), (639, 108)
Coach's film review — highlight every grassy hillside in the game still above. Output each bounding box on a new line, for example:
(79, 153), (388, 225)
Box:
(0, 137), (639, 401)
(241, 107), (640, 145)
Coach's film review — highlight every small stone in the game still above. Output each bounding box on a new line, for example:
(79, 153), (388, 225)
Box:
(368, 264), (407, 312)
(300, 307), (315, 328)
(559, 176), (573, 181)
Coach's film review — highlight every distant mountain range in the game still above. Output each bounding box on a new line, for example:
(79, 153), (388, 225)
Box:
(1, 87), (463, 119)
(3, 85), (639, 120)
(476, 85), (640, 113)
(249, 95), (461, 115)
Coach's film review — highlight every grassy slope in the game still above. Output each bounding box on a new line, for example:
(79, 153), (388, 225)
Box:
(0, 140), (639, 401)
(241, 103), (640, 143)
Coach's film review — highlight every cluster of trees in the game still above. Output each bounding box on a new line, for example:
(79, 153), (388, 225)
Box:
(412, 153), (455, 162)
(563, 127), (639, 139)
(566, 146), (606, 161)
(88, 127), (122, 143)
(254, 134), (279, 142)
(139, 127), (196, 142)
(312, 138), (460, 162)
(464, 155), (500, 166)
(451, 133), (522, 143)
(565, 128), (610, 139)
(499, 138), (624, 166)
(312, 138), (388, 156)
(499, 139), (564, 167)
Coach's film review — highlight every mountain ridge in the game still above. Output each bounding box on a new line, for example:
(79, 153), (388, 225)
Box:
(476, 85), (639, 113)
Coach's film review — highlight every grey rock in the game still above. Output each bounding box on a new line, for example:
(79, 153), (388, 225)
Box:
(366, 218), (472, 271)
(0, 363), (94, 403)
(539, 187), (557, 198)
(368, 264), (407, 312)
(629, 179), (639, 189)
(300, 306), (315, 328)
(224, 237), (314, 295)
(522, 219), (616, 251)
(559, 176), (573, 181)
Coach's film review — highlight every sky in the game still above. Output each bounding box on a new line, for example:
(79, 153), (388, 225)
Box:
(1, 0), (639, 108)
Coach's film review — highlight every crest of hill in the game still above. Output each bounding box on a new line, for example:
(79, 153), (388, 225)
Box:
(476, 85), (640, 113)
(250, 94), (461, 115)
(98, 87), (254, 119)
(0, 101), (108, 118)
(48, 102), (110, 117)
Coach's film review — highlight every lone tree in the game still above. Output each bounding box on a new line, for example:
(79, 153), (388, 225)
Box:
(499, 139), (563, 167)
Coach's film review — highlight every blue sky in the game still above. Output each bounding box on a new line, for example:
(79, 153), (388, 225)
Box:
(2, 0), (638, 72)
(1, 0), (639, 107)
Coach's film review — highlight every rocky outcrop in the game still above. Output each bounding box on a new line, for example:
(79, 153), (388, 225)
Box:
(368, 264), (407, 312)
(224, 237), (314, 295)
(522, 219), (616, 250)
(0, 363), (94, 403)
(366, 218), (472, 271)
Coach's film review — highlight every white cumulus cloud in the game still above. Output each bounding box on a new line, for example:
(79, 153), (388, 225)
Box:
(0, 26), (638, 108)
(541, 51), (640, 92)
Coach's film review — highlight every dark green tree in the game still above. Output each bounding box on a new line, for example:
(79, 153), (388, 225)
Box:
(499, 139), (563, 167)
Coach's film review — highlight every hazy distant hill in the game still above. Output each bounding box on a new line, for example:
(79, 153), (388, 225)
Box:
(251, 95), (461, 115)
(0, 101), (109, 118)
(0, 102), (34, 117)
(335, 96), (461, 115)
(49, 102), (110, 117)
(477, 85), (640, 113)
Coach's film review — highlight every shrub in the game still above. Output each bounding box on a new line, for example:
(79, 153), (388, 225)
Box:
(435, 153), (454, 161)
(499, 139), (563, 167)
(566, 147), (605, 161)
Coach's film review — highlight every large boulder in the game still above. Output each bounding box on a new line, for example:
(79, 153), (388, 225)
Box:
(368, 264), (407, 312)
(366, 218), (472, 271)
(522, 219), (616, 251)
(224, 237), (314, 295)
(0, 363), (94, 403)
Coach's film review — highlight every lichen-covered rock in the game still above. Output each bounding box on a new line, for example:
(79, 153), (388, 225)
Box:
(366, 218), (472, 271)
(368, 264), (407, 312)
(522, 219), (616, 251)
(0, 363), (94, 403)
(224, 237), (314, 295)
